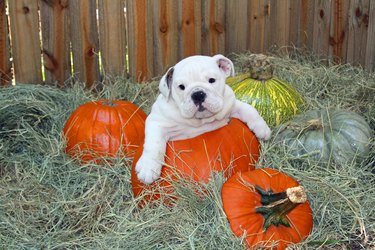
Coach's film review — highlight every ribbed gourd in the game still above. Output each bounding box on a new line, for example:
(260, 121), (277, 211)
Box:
(131, 118), (260, 205)
(222, 168), (313, 250)
(227, 54), (304, 127)
(63, 100), (147, 163)
(274, 109), (373, 165)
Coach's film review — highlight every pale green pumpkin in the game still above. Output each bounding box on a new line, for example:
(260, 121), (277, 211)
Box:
(227, 54), (304, 127)
(274, 109), (373, 165)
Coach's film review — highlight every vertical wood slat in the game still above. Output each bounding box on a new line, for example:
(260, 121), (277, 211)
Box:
(70, 0), (100, 88)
(126, 0), (154, 81)
(365, 0), (375, 71)
(247, 0), (271, 53)
(329, 0), (349, 63)
(179, 0), (202, 58)
(225, 0), (248, 55)
(0, 0), (11, 85)
(98, 0), (127, 78)
(201, 0), (225, 56)
(288, 0), (300, 47)
(269, 0), (290, 52)
(312, 0), (332, 57)
(346, 0), (370, 66)
(40, 0), (71, 87)
(152, 0), (178, 76)
(8, 0), (42, 84)
(299, 0), (315, 49)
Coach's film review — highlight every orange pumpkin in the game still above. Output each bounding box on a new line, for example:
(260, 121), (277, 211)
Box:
(222, 168), (313, 250)
(131, 118), (260, 203)
(63, 100), (147, 163)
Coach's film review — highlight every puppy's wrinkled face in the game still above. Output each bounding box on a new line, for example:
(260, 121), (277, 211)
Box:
(159, 55), (234, 119)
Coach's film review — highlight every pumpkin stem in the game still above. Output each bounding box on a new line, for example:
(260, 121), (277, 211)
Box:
(245, 54), (273, 81)
(287, 118), (323, 132)
(101, 100), (117, 107)
(255, 185), (307, 231)
(306, 119), (322, 128)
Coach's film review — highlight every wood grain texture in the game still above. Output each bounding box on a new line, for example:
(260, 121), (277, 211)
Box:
(201, 0), (225, 55)
(346, 0), (370, 66)
(365, 0), (375, 71)
(329, 0), (349, 63)
(98, 0), (127, 78)
(0, 0), (11, 85)
(312, 0), (332, 57)
(288, 0), (300, 47)
(179, 0), (202, 58)
(40, 0), (71, 86)
(5, 0), (375, 85)
(126, 0), (154, 81)
(225, 0), (248, 54)
(269, 0), (290, 52)
(299, 0), (315, 49)
(70, 0), (100, 88)
(152, 0), (179, 76)
(247, 0), (265, 53)
(8, 0), (42, 84)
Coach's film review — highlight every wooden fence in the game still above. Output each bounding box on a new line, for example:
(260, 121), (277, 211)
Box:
(0, 0), (374, 87)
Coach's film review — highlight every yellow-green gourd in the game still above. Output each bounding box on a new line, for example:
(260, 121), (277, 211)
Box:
(227, 54), (304, 127)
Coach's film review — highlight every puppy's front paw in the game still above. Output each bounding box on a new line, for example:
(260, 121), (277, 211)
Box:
(135, 156), (162, 185)
(250, 121), (272, 140)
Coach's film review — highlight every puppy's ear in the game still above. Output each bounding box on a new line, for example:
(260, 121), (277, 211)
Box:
(159, 67), (174, 100)
(212, 54), (235, 77)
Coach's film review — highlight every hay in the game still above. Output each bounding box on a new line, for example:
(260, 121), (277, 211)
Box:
(0, 52), (374, 249)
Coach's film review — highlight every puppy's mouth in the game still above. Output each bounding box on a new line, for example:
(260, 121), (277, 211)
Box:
(197, 104), (206, 112)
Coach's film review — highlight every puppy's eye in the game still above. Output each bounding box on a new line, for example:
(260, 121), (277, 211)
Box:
(178, 84), (185, 90)
(208, 78), (216, 83)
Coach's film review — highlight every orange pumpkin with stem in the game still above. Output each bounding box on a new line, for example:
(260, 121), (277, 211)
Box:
(63, 100), (147, 163)
(131, 118), (260, 204)
(222, 168), (313, 250)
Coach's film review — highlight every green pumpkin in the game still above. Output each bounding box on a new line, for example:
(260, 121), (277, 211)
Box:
(274, 109), (373, 165)
(227, 54), (304, 127)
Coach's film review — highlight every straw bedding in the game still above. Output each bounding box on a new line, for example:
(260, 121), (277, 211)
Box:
(0, 52), (374, 249)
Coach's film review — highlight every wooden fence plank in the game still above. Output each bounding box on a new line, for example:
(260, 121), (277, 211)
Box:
(225, 0), (248, 55)
(247, 0), (266, 53)
(0, 0), (11, 85)
(201, 0), (225, 55)
(288, 0), (300, 48)
(365, 0), (375, 71)
(40, 0), (71, 86)
(70, 0), (100, 88)
(126, 0), (154, 81)
(152, 0), (179, 76)
(312, 0), (332, 57)
(299, 0), (315, 49)
(269, 0), (290, 52)
(252, 0), (271, 52)
(179, 0), (202, 58)
(98, 0), (127, 78)
(346, 0), (370, 66)
(8, 0), (42, 84)
(329, 0), (349, 63)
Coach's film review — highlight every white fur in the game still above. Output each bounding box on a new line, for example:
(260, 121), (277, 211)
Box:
(135, 54), (271, 184)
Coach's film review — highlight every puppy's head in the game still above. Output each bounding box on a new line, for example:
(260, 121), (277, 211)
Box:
(159, 54), (234, 119)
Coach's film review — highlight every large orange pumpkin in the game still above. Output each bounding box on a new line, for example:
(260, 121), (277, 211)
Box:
(222, 168), (313, 250)
(131, 118), (260, 203)
(63, 100), (147, 163)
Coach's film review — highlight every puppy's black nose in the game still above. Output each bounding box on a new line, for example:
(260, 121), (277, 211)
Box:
(191, 91), (207, 105)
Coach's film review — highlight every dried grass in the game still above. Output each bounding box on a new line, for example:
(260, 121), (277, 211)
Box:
(0, 51), (374, 249)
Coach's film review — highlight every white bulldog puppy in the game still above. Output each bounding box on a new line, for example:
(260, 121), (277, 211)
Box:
(135, 54), (271, 184)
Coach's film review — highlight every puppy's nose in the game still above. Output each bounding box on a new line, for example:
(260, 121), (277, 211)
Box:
(191, 91), (207, 105)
